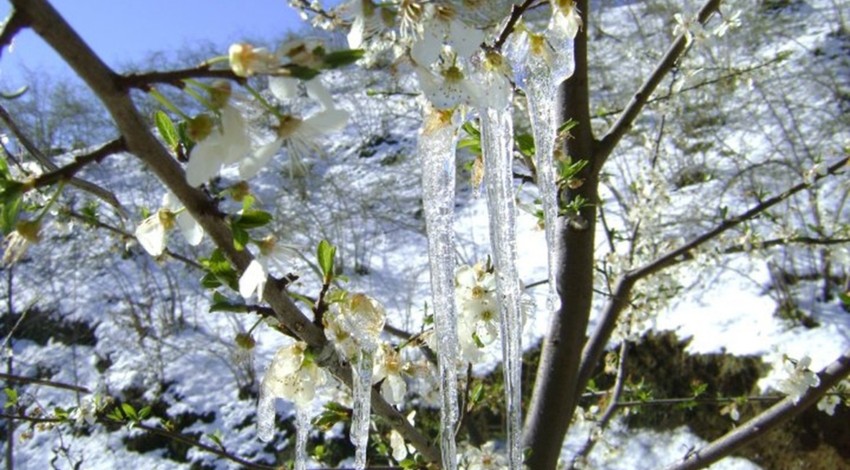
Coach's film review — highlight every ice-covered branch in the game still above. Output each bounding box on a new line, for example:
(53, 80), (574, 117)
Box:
(665, 348), (850, 470)
(594, 0), (723, 166)
(10, 0), (440, 462)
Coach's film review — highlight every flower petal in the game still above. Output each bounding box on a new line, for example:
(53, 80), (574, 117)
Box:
(239, 138), (284, 180)
(135, 216), (166, 256)
(176, 212), (204, 246)
(239, 259), (268, 299)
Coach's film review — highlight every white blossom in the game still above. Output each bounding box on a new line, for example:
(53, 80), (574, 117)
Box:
(134, 192), (203, 257)
(257, 342), (326, 441)
(776, 355), (820, 404)
(462, 441), (507, 470)
(817, 394), (841, 416)
(238, 108), (349, 180)
(186, 105), (251, 186)
(229, 43), (278, 77)
(373, 342), (407, 404)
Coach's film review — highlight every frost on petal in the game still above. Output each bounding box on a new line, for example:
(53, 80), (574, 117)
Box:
(269, 76), (299, 102)
(448, 19), (484, 60)
(135, 216), (166, 256)
(240, 138), (284, 180)
(411, 28), (444, 66)
(176, 212), (204, 246)
(239, 259), (268, 300)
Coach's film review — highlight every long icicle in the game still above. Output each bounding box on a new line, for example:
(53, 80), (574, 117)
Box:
(351, 348), (374, 469)
(524, 78), (561, 314)
(481, 98), (524, 468)
(294, 406), (310, 470)
(419, 108), (460, 470)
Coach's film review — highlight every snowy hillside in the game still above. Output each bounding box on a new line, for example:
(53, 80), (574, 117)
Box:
(1, 0), (849, 468)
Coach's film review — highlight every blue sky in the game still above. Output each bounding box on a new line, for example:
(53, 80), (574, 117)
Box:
(0, 1), (316, 85)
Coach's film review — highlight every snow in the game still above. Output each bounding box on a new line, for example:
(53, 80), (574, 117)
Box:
(2, 0), (849, 468)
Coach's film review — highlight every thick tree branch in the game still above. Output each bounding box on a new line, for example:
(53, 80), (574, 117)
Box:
(0, 8), (27, 57)
(594, 0), (723, 166)
(524, 1), (599, 468)
(665, 348), (850, 470)
(11, 0), (439, 462)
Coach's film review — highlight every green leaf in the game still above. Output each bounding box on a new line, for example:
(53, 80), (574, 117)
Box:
(200, 249), (239, 291)
(106, 408), (124, 422)
(210, 291), (248, 313)
(138, 406), (152, 420)
(323, 49), (365, 68)
(121, 403), (138, 420)
(1, 186), (23, 234)
(3, 388), (17, 407)
(208, 430), (225, 448)
(232, 225), (249, 251)
(284, 64), (321, 81)
(515, 133), (535, 158)
(317, 239), (335, 282)
(154, 111), (179, 149)
(233, 210), (273, 229)
(470, 383), (484, 406)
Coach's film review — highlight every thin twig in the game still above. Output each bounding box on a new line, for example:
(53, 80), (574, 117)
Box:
(28, 138), (125, 191)
(595, 0), (723, 167)
(0, 373), (90, 394)
(491, 0), (538, 50)
(120, 66), (243, 91)
(0, 103), (125, 216)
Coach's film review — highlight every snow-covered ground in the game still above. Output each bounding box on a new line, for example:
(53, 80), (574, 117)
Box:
(2, 0), (850, 468)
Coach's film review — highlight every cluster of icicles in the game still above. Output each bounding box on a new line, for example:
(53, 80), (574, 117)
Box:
(418, 24), (576, 470)
(257, 14), (576, 470)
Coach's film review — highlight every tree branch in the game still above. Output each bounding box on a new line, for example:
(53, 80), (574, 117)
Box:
(594, 0), (723, 166)
(577, 156), (849, 398)
(665, 348), (850, 470)
(28, 138), (125, 191)
(11, 0), (439, 461)
(0, 372), (89, 394)
(491, 0), (538, 50)
(120, 66), (243, 91)
(0, 103), (126, 216)
(0, 8), (28, 58)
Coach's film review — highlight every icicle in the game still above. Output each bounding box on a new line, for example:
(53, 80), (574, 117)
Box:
(335, 293), (385, 470)
(477, 52), (524, 469)
(351, 348), (374, 469)
(507, 26), (576, 315)
(419, 108), (460, 470)
(294, 406), (310, 470)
